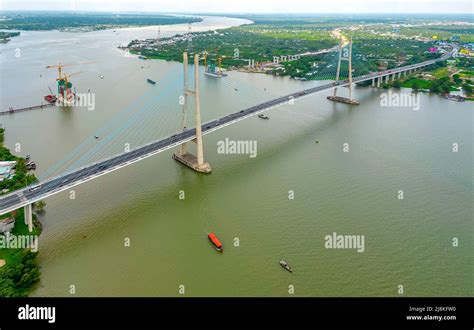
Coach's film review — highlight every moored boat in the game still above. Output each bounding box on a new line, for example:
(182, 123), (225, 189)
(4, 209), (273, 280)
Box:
(44, 94), (57, 104)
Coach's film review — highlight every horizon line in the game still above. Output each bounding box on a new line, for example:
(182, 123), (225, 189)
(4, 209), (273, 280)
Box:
(0, 10), (472, 15)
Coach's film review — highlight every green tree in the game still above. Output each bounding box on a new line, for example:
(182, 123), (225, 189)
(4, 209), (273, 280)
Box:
(453, 74), (462, 85)
(411, 81), (421, 92)
(0, 127), (4, 146)
(34, 200), (47, 212)
(0, 278), (17, 297)
(462, 83), (472, 95)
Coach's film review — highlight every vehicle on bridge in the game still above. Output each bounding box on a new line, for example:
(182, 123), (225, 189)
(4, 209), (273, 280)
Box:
(29, 184), (41, 192)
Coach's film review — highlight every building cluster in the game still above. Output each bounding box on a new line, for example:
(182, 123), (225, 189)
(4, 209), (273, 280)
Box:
(0, 161), (16, 182)
(0, 216), (15, 233)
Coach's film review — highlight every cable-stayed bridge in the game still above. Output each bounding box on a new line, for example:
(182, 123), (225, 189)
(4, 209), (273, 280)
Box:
(0, 42), (455, 230)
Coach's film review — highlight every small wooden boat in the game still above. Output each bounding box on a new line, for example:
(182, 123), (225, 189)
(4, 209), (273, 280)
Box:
(279, 260), (293, 273)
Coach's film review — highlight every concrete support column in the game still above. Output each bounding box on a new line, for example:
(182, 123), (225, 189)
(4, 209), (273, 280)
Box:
(403, 71), (407, 76)
(179, 52), (188, 156)
(391, 74), (395, 82)
(333, 36), (343, 97)
(371, 78), (375, 87)
(348, 37), (353, 100)
(194, 54), (204, 167)
(24, 204), (33, 233)
(385, 75), (389, 83)
(377, 77), (381, 88)
(398, 72), (401, 79)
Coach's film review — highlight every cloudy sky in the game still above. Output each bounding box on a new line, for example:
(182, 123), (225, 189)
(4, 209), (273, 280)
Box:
(0, 0), (472, 14)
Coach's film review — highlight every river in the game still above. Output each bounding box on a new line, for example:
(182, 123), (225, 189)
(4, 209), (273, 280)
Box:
(0, 16), (472, 297)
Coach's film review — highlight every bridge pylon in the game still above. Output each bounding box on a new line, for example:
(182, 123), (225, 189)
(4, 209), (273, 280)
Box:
(173, 52), (212, 174)
(327, 36), (360, 105)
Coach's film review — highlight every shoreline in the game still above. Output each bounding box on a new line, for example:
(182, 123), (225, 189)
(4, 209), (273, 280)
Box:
(0, 128), (43, 297)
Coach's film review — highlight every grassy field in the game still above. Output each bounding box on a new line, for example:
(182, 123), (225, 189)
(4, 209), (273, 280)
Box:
(401, 78), (433, 89)
(432, 67), (450, 78)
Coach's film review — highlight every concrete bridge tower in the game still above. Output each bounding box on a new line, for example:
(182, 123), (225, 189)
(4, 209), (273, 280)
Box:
(173, 52), (212, 174)
(327, 37), (359, 105)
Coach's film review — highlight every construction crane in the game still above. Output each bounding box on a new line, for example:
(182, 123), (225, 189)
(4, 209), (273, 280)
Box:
(46, 61), (93, 81)
(46, 63), (69, 81)
(57, 72), (81, 104)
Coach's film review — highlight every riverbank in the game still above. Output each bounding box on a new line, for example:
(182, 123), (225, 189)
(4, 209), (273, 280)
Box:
(0, 128), (43, 297)
(125, 15), (462, 81)
(0, 31), (20, 43)
(0, 12), (202, 32)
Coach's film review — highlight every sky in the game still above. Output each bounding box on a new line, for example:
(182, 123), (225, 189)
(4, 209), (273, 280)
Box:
(0, 0), (472, 14)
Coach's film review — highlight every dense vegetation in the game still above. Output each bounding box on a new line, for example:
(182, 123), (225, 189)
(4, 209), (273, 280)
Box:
(0, 128), (42, 297)
(0, 11), (202, 31)
(0, 31), (20, 43)
(133, 27), (335, 66)
(0, 129), (37, 193)
(0, 250), (41, 297)
(0, 208), (42, 297)
(374, 58), (474, 97)
(129, 15), (448, 80)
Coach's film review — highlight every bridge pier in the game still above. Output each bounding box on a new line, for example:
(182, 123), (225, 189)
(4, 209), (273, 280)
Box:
(371, 78), (375, 87)
(385, 75), (389, 84)
(391, 74), (395, 82)
(377, 77), (381, 88)
(173, 52), (212, 174)
(398, 72), (401, 79)
(24, 204), (33, 233)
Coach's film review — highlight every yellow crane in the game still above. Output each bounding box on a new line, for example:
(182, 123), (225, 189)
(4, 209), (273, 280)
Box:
(46, 61), (93, 81)
(46, 63), (69, 81)
(57, 71), (81, 104)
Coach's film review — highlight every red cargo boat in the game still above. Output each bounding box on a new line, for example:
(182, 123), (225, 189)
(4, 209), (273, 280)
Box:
(208, 233), (223, 252)
(44, 94), (57, 104)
